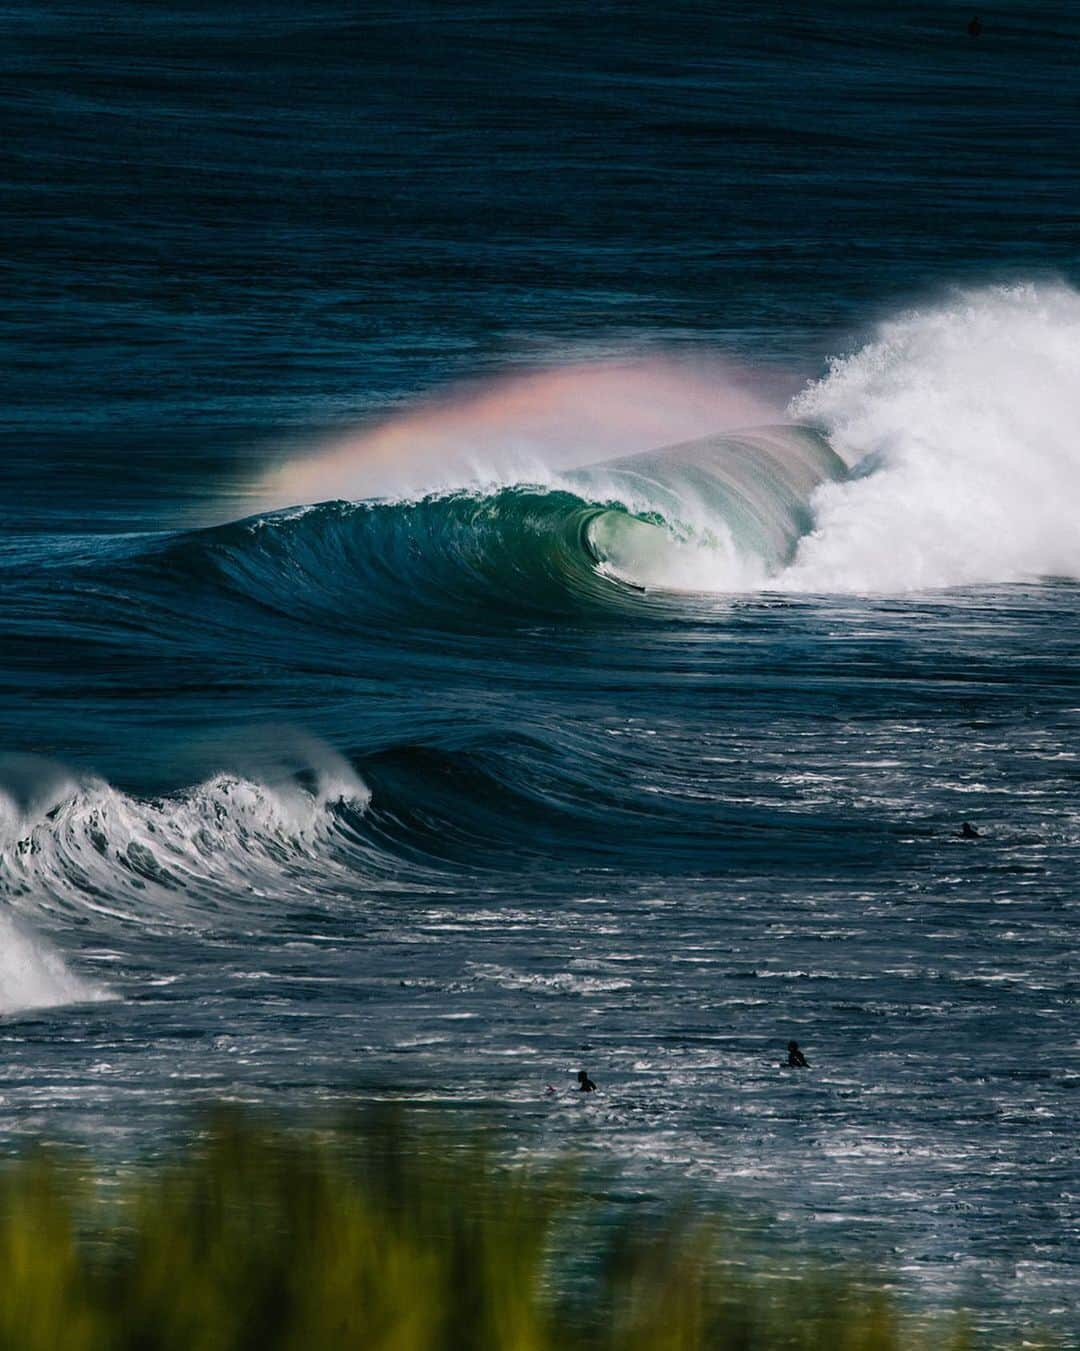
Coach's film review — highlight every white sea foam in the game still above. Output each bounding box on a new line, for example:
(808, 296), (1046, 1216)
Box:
(0, 745), (371, 931)
(778, 283), (1080, 592)
(0, 907), (108, 1015)
(555, 284), (1080, 595)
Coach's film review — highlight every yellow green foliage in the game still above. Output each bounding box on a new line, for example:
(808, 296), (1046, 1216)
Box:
(0, 1108), (1038, 1351)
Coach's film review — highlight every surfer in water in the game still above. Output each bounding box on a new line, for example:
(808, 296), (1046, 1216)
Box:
(578, 1070), (597, 1092)
(959, 821), (980, 839)
(787, 1041), (809, 1068)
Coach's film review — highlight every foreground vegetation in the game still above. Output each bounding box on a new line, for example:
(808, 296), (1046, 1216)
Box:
(0, 1107), (1039, 1350)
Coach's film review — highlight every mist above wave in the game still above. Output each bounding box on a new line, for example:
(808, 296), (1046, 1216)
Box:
(257, 357), (783, 509)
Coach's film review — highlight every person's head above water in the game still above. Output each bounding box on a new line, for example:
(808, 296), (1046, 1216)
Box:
(577, 1069), (596, 1091)
(788, 1041), (799, 1052)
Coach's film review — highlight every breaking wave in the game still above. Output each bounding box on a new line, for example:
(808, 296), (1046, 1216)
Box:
(184, 283), (1080, 617)
(0, 751), (373, 1013)
(140, 424), (844, 630)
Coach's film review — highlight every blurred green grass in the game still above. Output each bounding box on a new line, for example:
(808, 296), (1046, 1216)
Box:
(0, 1107), (1037, 1350)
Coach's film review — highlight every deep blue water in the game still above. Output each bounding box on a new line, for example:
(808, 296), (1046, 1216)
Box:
(2, 2), (1079, 1339)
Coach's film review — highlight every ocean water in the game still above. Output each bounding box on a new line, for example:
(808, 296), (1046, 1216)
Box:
(2, 1), (1079, 1338)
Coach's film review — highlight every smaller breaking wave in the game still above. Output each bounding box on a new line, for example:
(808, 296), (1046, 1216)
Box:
(0, 752), (372, 938)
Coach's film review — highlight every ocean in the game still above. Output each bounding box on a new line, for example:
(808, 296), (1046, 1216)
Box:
(2, 1), (1078, 1338)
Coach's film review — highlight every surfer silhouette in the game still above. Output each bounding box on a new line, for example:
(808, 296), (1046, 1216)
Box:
(577, 1070), (597, 1092)
(786, 1041), (809, 1068)
(959, 821), (980, 839)
(967, 15), (982, 37)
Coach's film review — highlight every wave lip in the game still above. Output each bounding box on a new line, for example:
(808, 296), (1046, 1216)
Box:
(575, 424), (844, 592)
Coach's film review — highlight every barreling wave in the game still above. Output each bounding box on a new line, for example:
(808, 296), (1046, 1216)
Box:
(205, 280), (1079, 605)
(140, 424), (845, 632)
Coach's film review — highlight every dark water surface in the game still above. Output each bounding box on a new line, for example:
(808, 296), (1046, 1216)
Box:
(2, 2), (1079, 1340)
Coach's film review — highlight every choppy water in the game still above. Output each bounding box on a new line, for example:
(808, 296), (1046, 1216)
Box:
(3, 1), (1079, 1340)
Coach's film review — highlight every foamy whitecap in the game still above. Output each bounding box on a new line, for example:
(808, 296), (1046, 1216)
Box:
(779, 282), (1080, 592)
(0, 749), (371, 931)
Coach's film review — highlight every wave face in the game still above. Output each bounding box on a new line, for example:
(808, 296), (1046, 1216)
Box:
(780, 284), (1080, 591)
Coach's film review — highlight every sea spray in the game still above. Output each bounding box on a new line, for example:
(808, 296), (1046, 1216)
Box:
(0, 910), (108, 1014)
(257, 357), (783, 509)
(781, 283), (1080, 592)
